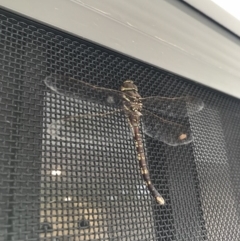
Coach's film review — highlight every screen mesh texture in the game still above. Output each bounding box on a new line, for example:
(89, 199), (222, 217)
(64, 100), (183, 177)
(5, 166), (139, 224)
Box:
(0, 9), (240, 241)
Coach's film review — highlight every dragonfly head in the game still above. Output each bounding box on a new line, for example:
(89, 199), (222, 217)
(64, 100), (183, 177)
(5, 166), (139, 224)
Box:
(121, 80), (138, 92)
(124, 80), (133, 84)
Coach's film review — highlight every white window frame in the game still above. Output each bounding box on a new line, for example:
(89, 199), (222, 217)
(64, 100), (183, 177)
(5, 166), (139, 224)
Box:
(1, 0), (240, 98)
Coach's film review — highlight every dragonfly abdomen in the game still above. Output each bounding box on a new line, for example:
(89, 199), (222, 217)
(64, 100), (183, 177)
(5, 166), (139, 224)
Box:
(134, 126), (165, 205)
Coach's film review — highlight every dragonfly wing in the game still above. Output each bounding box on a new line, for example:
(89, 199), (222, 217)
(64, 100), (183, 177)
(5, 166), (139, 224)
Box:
(141, 96), (204, 118)
(47, 110), (123, 141)
(141, 109), (193, 146)
(44, 74), (123, 108)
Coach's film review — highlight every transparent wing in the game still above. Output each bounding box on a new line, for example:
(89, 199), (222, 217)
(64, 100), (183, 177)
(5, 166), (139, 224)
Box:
(44, 74), (123, 108)
(142, 109), (193, 146)
(141, 96), (204, 118)
(47, 110), (123, 141)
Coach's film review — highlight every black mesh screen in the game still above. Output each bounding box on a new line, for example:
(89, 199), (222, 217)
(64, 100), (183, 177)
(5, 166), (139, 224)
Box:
(1, 9), (240, 241)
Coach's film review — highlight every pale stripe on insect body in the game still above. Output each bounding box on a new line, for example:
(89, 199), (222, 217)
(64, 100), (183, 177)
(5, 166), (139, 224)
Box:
(121, 80), (165, 205)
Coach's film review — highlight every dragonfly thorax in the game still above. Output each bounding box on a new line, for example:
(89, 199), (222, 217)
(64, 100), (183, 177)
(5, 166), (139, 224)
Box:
(121, 81), (142, 119)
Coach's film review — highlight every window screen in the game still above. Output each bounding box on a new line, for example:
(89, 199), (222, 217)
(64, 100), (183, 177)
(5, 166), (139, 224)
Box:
(0, 9), (240, 241)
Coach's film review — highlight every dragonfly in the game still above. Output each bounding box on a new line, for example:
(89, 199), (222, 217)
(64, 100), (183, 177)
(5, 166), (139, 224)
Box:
(44, 74), (204, 205)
